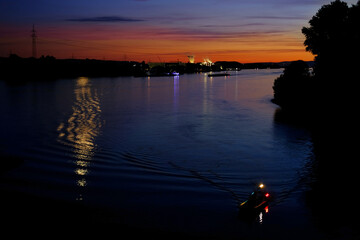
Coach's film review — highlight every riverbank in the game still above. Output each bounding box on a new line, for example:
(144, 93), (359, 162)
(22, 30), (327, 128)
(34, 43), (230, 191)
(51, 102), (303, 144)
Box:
(0, 55), (148, 80)
(0, 55), (314, 82)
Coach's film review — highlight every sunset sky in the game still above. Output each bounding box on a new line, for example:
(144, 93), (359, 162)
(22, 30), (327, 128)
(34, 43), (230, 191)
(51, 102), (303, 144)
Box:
(0, 0), (358, 63)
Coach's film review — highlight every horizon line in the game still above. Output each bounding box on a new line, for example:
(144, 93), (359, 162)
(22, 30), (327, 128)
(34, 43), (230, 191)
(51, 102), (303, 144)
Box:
(2, 54), (313, 65)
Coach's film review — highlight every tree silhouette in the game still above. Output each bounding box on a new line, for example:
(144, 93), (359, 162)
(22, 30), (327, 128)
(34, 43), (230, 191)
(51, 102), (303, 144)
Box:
(273, 0), (360, 115)
(302, 0), (349, 57)
(302, 0), (360, 80)
(272, 60), (311, 110)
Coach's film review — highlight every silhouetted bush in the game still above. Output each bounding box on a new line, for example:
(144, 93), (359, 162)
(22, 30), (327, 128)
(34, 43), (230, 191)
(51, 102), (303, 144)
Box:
(302, 0), (359, 103)
(272, 60), (312, 111)
(273, 0), (360, 118)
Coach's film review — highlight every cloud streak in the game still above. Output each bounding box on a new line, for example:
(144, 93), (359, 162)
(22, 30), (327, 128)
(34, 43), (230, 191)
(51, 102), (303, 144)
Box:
(66, 16), (145, 22)
(153, 28), (288, 40)
(247, 15), (307, 20)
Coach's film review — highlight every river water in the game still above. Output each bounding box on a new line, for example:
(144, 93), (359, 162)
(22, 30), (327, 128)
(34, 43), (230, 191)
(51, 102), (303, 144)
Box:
(0, 70), (353, 239)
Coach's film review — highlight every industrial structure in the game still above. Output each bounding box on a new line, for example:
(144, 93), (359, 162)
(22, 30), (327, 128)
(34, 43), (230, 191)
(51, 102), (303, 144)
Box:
(187, 55), (195, 64)
(31, 24), (37, 58)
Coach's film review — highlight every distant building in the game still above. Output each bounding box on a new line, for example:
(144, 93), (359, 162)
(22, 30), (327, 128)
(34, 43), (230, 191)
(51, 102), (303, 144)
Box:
(202, 58), (213, 66)
(148, 62), (164, 68)
(31, 24), (37, 58)
(187, 55), (195, 64)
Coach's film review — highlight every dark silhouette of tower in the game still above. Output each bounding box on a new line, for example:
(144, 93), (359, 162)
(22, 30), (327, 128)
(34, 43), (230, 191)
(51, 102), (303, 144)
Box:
(31, 24), (37, 58)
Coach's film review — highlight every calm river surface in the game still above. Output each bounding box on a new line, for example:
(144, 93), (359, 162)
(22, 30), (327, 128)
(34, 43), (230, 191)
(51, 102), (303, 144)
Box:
(0, 70), (350, 239)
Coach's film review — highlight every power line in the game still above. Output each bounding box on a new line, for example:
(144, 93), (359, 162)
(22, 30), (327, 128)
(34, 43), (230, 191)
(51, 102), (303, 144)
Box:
(31, 24), (37, 58)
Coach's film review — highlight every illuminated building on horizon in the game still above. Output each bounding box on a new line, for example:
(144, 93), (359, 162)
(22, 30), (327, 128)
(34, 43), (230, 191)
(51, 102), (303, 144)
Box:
(187, 55), (195, 63)
(202, 58), (213, 66)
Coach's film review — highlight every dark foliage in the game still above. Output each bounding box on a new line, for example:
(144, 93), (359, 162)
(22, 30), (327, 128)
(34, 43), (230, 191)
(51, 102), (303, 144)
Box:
(273, 0), (360, 118)
(272, 60), (312, 111)
(0, 55), (149, 81)
(301, 0), (360, 100)
(302, 0), (350, 57)
(273, 3), (360, 234)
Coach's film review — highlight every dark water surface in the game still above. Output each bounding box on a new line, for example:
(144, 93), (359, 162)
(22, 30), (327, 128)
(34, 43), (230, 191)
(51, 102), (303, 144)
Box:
(0, 70), (352, 239)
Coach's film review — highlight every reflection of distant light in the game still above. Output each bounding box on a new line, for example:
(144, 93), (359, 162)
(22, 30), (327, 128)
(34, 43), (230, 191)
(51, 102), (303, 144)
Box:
(259, 212), (263, 224)
(57, 77), (102, 200)
(77, 179), (87, 187)
(76, 194), (83, 201)
(173, 75), (179, 111)
(76, 168), (88, 176)
(174, 77), (179, 88)
(76, 160), (89, 168)
(57, 76), (102, 163)
(76, 77), (89, 87)
(57, 123), (64, 131)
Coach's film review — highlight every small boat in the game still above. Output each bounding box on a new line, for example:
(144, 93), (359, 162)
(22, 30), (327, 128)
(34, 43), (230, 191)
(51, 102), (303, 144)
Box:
(146, 71), (180, 77)
(208, 73), (230, 77)
(239, 183), (271, 212)
(169, 71), (180, 76)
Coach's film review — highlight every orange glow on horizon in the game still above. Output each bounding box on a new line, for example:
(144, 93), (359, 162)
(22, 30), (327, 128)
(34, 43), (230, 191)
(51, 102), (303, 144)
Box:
(0, 23), (314, 63)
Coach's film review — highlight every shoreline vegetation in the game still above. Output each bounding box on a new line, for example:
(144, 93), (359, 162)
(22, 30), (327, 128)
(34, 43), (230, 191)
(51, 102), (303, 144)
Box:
(272, 0), (359, 229)
(0, 54), (313, 82)
(272, 0), (359, 126)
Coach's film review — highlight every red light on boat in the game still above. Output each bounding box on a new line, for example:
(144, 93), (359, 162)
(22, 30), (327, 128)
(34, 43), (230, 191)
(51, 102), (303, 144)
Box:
(265, 206), (269, 213)
(265, 193), (270, 198)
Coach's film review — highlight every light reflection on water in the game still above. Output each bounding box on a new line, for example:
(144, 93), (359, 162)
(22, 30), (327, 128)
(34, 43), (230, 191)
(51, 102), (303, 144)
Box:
(57, 77), (102, 191)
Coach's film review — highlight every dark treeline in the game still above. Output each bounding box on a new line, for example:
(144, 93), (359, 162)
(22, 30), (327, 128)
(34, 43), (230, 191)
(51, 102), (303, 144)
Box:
(272, 1), (360, 235)
(0, 53), (313, 82)
(0, 56), (244, 80)
(0, 54), (149, 81)
(273, 0), (360, 117)
(272, 0), (360, 126)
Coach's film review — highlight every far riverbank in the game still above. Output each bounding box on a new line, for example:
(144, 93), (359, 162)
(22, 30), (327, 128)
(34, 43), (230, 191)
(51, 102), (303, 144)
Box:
(0, 54), (313, 81)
